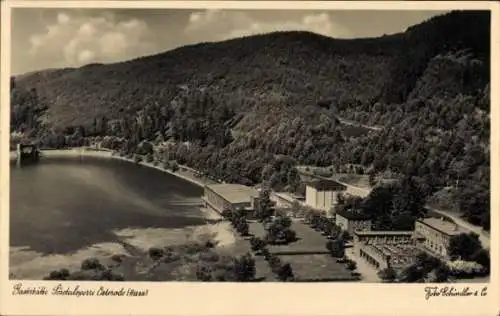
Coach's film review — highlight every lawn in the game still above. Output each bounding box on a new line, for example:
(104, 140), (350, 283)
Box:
(249, 221), (330, 254)
(248, 220), (359, 282)
(278, 254), (357, 281)
(218, 233), (276, 281)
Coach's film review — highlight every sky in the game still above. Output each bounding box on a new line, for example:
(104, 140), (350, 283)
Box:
(11, 9), (448, 75)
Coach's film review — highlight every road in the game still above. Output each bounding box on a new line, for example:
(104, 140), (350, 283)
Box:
(337, 117), (383, 131)
(426, 206), (490, 249)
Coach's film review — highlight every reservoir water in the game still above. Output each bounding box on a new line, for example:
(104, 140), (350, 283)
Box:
(9, 156), (206, 278)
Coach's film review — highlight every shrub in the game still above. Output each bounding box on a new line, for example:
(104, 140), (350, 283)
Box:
(378, 267), (397, 283)
(44, 268), (70, 280)
(234, 253), (256, 281)
(282, 229), (297, 243)
(277, 263), (294, 281)
(326, 239), (345, 258)
(133, 154), (142, 164)
(205, 240), (216, 248)
(100, 269), (125, 281)
(268, 255), (282, 273)
(196, 262), (213, 281)
(237, 220), (250, 236)
(346, 260), (357, 271)
(110, 254), (126, 263)
(250, 237), (267, 253)
(81, 258), (104, 271)
(171, 162), (179, 172)
(427, 264), (450, 283)
(148, 247), (164, 260)
(261, 248), (271, 260)
(221, 208), (232, 220)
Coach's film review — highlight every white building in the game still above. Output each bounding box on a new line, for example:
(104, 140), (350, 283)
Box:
(414, 217), (467, 259)
(202, 183), (258, 215)
(305, 179), (347, 213)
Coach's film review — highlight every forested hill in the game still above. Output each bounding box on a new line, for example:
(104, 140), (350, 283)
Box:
(11, 10), (491, 229)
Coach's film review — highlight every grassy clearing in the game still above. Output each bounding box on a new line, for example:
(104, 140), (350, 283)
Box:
(248, 221), (358, 281)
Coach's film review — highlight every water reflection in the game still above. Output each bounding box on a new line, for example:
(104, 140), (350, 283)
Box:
(10, 156), (205, 254)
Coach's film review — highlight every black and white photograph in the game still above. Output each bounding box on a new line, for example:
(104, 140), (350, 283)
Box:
(1, 0), (498, 315)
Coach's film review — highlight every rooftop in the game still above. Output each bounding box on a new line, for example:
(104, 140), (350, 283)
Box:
(363, 244), (420, 266)
(306, 179), (347, 191)
(273, 192), (296, 202)
(205, 183), (258, 204)
(417, 217), (466, 236)
(335, 209), (371, 221)
(354, 230), (414, 236)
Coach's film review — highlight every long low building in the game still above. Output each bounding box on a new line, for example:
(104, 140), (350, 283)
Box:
(202, 183), (259, 214)
(353, 230), (415, 245)
(353, 230), (418, 271)
(359, 243), (420, 270)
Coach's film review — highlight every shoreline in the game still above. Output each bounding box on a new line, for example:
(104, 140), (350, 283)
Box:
(10, 147), (206, 187)
(11, 148), (223, 221)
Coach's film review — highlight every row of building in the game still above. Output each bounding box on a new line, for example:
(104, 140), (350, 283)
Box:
(202, 178), (350, 213)
(201, 179), (470, 273)
(336, 209), (469, 273)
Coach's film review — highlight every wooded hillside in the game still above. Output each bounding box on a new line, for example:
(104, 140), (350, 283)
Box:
(10, 10), (491, 230)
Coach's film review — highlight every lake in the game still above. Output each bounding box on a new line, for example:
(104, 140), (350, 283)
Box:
(9, 156), (207, 278)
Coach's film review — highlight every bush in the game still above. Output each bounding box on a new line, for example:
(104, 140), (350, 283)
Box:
(250, 237), (267, 253)
(346, 260), (357, 271)
(234, 253), (256, 281)
(44, 268), (70, 280)
(221, 208), (232, 220)
(133, 154), (142, 164)
(269, 255), (282, 273)
(205, 240), (216, 248)
(171, 162), (179, 172)
(326, 239), (345, 258)
(427, 264), (450, 283)
(100, 269), (125, 281)
(237, 220), (250, 236)
(110, 254), (126, 263)
(261, 248), (271, 260)
(148, 247), (164, 260)
(196, 262), (213, 281)
(277, 263), (295, 281)
(81, 258), (104, 271)
(378, 267), (397, 283)
(282, 229), (297, 243)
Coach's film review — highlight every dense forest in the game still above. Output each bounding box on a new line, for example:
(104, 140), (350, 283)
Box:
(10, 11), (491, 230)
